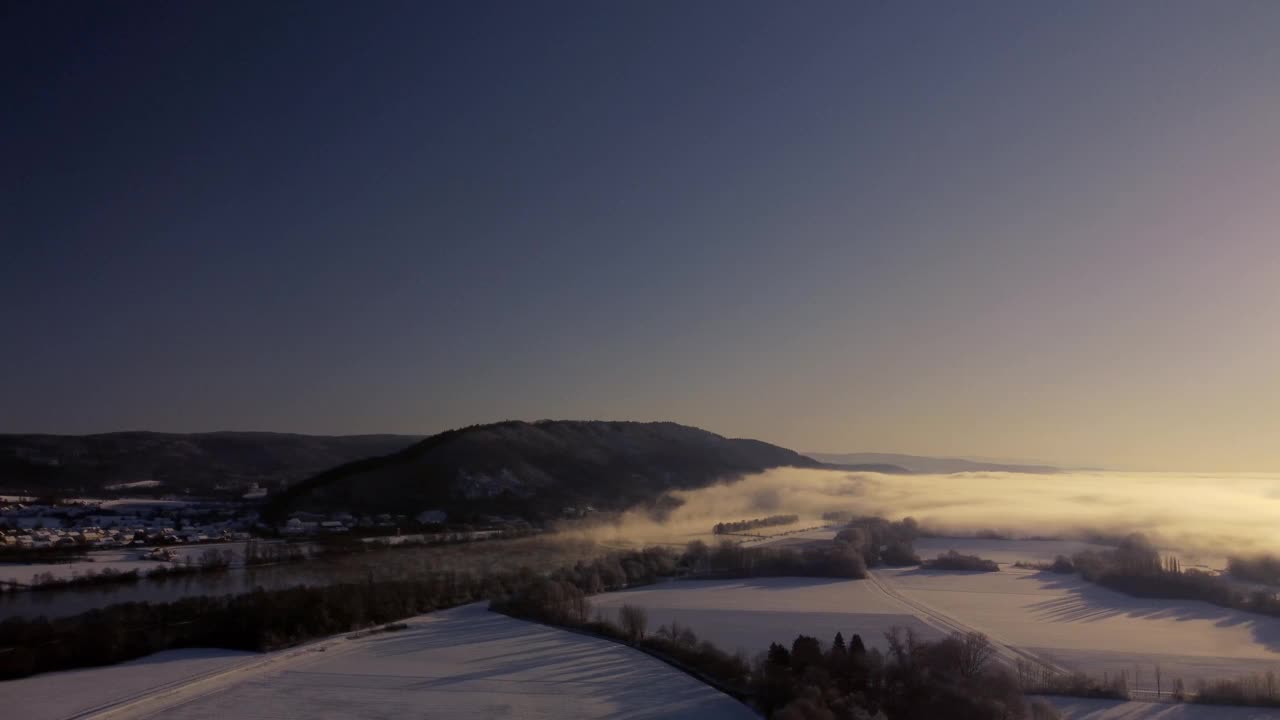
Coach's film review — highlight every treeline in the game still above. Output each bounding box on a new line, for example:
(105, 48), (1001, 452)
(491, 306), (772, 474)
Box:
(0, 545), (675, 680)
(754, 627), (1065, 720)
(1072, 535), (1239, 607)
(684, 539), (868, 579)
(1228, 554), (1280, 586)
(0, 546), (86, 564)
(1012, 657), (1129, 700)
(835, 516), (922, 567)
(713, 514), (800, 535)
(242, 540), (309, 566)
(923, 550), (1000, 573)
(496, 580), (1063, 720)
(28, 567), (141, 591)
(25, 548), (234, 591)
(1, 580), (464, 679)
(1197, 672), (1280, 707)
(1014, 555), (1075, 574)
(1071, 534), (1280, 625)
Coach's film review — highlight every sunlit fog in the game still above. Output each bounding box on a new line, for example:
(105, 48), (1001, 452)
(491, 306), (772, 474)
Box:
(592, 468), (1280, 559)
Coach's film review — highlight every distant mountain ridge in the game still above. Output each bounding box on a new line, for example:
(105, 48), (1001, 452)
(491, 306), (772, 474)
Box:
(1, 424), (931, 522)
(0, 431), (421, 496)
(265, 420), (830, 521)
(805, 451), (1061, 475)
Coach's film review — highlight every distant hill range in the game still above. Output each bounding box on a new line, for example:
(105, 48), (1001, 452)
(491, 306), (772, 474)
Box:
(263, 420), (842, 522)
(806, 451), (1061, 475)
(1, 422), (930, 523)
(0, 432), (420, 497)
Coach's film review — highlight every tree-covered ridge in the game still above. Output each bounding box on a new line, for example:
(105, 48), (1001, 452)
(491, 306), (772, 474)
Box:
(265, 420), (823, 521)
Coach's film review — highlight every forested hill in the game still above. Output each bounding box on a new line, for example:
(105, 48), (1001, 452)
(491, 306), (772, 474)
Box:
(264, 420), (829, 522)
(0, 432), (420, 497)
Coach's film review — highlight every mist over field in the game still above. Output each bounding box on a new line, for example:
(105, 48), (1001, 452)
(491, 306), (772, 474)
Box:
(591, 468), (1280, 560)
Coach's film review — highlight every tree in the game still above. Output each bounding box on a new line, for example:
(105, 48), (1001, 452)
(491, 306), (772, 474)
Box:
(957, 632), (996, 679)
(768, 642), (792, 667)
(791, 635), (824, 673)
(684, 540), (710, 573)
(618, 604), (647, 642)
(848, 633), (867, 656)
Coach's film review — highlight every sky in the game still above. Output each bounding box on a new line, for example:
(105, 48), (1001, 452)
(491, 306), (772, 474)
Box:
(4, 1), (1280, 470)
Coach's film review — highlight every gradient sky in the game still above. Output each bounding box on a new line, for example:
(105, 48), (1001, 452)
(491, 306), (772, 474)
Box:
(5, 2), (1280, 470)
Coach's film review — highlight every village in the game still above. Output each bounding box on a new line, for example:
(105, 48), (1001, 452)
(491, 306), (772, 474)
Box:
(1, 494), (532, 561)
(0, 497), (254, 551)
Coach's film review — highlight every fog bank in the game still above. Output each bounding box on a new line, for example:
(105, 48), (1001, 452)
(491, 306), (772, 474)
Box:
(588, 469), (1280, 559)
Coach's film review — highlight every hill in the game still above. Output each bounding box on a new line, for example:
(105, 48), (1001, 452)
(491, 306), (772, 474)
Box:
(0, 432), (421, 497)
(805, 451), (1061, 475)
(265, 420), (825, 522)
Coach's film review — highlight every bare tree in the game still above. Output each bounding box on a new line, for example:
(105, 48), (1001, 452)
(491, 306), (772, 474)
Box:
(957, 632), (996, 678)
(618, 604), (648, 642)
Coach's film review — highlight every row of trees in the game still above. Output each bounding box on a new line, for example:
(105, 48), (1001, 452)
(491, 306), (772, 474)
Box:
(685, 539), (869, 579)
(24, 548), (236, 591)
(713, 514), (800, 535)
(1197, 671), (1280, 706)
(242, 540), (309, 566)
(923, 551), (1000, 573)
(1228, 554), (1280, 586)
(1070, 534), (1280, 614)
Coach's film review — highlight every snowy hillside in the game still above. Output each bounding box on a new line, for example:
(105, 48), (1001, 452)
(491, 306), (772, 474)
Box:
(4, 603), (754, 720)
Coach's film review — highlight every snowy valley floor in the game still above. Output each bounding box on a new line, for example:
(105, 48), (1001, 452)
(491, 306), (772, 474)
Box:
(593, 559), (1280, 695)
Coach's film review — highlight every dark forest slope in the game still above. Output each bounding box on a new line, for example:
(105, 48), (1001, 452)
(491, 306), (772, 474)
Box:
(0, 432), (419, 496)
(264, 420), (827, 521)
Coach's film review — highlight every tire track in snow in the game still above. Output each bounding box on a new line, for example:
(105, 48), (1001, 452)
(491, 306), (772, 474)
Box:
(62, 627), (375, 720)
(866, 569), (1067, 678)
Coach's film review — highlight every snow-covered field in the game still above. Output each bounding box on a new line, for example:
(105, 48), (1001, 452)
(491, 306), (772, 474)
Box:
(1045, 696), (1280, 719)
(591, 577), (943, 657)
(2, 603), (755, 720)
(6, 648), (259, 720)
(876, 565), (1280, 691)
(592, 549), (1280, 694)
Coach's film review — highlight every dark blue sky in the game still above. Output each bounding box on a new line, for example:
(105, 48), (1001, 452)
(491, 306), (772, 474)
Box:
(5, 2), (1280, 469)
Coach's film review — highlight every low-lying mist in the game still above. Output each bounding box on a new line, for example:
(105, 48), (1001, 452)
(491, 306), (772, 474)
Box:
(579, 468), (1280, 562)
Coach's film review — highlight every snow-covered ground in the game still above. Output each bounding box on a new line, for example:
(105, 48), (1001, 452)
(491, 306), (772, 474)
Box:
(591, 577), (943, 657)
(1045, 696), (1280, 719)
(593, 558), (1280, 694)
(2, 603), (755, 720)
(1, 543), (248, 585)
(102, 481), (164, 491)
(876, 565), (1280, 692)
(6, 648), (259, 720)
